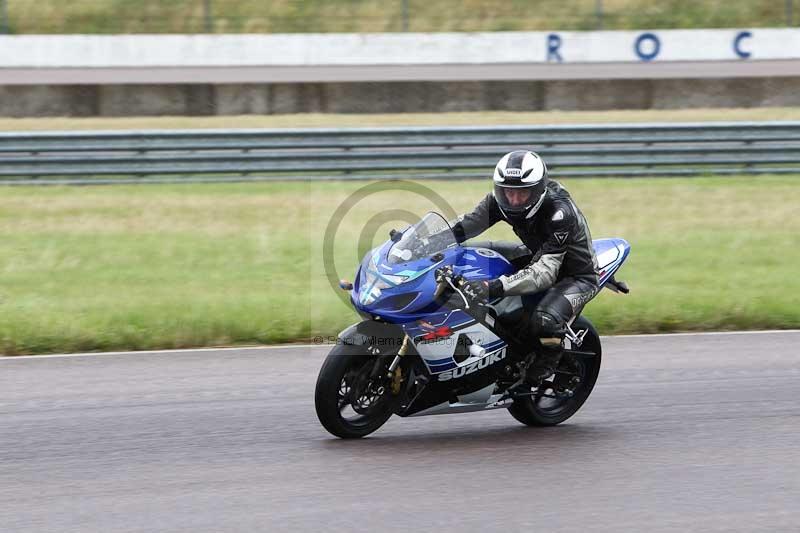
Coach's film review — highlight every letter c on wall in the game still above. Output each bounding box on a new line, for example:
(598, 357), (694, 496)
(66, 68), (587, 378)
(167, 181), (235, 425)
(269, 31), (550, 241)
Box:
(734, 31), (752, 59)
(634, 32), (661, 62)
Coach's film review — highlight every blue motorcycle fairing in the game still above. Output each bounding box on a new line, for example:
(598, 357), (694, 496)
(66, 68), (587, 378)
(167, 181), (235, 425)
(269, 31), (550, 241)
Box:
(351, 240), (514, 324)
(349, 236), (630, 378)
(592, 238), (631, 287)
(352, 237), (631, 325)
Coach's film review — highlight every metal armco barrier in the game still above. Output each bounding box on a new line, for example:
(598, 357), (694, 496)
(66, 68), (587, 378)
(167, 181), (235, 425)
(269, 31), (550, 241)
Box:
(1, 122), (800, 184)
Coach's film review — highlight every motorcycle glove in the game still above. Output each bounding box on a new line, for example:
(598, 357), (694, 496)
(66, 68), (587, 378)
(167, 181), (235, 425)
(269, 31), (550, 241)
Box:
(461, 279), (504, 302)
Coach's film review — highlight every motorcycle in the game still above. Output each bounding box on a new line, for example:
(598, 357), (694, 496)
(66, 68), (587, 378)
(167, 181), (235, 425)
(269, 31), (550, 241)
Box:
(315, 212), (630, 438)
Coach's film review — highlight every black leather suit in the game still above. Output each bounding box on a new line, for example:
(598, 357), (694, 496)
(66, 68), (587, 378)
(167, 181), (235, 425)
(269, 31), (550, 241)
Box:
(451, 180), (599, 351)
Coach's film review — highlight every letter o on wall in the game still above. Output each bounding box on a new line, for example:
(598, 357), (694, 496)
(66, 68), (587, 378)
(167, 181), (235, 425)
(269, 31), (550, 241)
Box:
(634, 32), (661, 62)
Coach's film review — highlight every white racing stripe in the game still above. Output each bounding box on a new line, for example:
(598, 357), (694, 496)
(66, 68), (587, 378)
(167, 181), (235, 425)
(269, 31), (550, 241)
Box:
(1, 329), (799, 360)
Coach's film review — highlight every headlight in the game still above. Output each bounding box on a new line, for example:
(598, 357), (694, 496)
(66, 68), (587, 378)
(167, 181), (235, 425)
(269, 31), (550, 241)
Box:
(359, 253), (410, 305)
(376, 273), (410, 287)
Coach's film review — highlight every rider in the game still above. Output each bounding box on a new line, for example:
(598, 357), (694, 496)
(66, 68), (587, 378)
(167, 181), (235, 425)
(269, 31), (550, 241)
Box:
(452, 150), (599, 391)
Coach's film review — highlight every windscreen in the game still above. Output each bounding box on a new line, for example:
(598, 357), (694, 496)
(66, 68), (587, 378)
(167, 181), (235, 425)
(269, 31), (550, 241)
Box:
(387, 212), (457, 265)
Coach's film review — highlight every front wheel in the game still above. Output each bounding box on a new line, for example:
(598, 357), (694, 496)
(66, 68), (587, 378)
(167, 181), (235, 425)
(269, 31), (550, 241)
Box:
(508, 317), (602, 427)
(315, 345), (395, 439)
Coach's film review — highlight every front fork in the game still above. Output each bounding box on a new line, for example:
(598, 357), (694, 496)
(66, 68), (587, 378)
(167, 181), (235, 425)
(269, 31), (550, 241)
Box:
(386, 335), (410, 395)
(355, 335), (409, 399)
(387, 335), (408, 373)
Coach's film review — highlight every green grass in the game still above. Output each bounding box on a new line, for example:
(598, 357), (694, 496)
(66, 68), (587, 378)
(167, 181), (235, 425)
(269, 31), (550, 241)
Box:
(3, 107), (800, 132)
(1, 176), (799, 355)
(3, 0), (792, 34)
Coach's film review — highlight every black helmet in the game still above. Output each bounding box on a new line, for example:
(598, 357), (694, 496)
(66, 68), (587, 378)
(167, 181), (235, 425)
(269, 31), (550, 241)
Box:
(493, 150), (548, 221)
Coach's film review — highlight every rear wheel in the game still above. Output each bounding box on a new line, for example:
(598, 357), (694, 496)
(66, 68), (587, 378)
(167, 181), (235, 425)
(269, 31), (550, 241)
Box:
(508, 318), (602, 427)
(315, 345), (395, 439)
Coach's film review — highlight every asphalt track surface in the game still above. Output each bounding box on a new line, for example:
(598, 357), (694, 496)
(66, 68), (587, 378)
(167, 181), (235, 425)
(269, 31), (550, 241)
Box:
(2, 331), (799, 532)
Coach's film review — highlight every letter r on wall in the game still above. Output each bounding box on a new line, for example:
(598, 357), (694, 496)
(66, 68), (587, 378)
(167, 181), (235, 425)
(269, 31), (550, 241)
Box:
(547, 33), (563, 63)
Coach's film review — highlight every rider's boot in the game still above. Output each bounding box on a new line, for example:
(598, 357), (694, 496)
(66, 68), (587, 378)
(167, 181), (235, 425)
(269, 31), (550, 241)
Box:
(508, 338), (564, 396)
(527, 338), (564, 384)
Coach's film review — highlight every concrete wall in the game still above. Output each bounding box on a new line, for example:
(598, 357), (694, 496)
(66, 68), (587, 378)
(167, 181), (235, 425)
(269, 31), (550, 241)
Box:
(2, 78), (800, 117)
(2, 30), (800, 116)
(3, 30), (800, 69)
(4, 30), (800, 87)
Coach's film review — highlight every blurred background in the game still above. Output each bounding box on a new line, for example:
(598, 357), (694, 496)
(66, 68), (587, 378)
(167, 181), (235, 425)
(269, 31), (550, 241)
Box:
(0, 0), (797, 34)
(1, 1), (799, 355)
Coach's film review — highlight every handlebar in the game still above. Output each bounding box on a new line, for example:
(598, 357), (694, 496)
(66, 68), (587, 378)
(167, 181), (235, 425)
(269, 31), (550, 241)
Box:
(434, 266), (471, 309)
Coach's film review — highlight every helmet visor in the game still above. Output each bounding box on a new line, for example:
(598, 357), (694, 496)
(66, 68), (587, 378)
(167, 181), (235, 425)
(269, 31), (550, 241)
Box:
(498, 187), (532, 208)
(494, 180), (545, 216)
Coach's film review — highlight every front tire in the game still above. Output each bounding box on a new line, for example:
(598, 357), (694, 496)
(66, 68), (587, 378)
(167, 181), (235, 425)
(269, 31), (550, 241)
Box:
(508, 317), (602, 427)
(315, 345), (394, 439)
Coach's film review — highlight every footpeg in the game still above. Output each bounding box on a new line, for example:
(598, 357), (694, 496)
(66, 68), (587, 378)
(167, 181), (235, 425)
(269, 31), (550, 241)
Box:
(564, 324), (587, 347)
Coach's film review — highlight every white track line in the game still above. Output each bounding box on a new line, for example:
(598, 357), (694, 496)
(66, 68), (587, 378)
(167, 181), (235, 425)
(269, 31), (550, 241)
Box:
(0, 345), (301, 361)
(603, 329), (800, 339)
(2, 329), (799, 360)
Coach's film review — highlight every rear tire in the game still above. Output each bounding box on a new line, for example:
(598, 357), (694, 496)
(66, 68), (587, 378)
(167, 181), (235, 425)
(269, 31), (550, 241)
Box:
(315, 344), (394, 439)
(508, 317), (602, 427)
